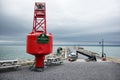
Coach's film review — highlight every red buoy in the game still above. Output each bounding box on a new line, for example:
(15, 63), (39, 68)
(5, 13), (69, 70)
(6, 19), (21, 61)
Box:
(26, 2), (52, 71)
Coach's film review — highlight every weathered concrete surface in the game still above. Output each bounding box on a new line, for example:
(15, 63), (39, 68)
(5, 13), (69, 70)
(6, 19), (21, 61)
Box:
(0, 61), (120, 80)
(107, 57), (120, 64)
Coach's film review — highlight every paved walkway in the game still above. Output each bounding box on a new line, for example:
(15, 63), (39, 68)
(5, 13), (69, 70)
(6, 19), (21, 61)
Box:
(0, 61), (120, 80)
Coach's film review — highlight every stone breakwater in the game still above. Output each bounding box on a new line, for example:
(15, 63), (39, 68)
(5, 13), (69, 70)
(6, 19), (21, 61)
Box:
(18, 46), (120, 65)
(18, 59), (34, 66)
(107, 57), (120, 64)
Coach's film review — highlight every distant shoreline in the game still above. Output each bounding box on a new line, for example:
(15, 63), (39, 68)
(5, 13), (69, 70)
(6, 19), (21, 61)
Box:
(53, 44), (120, 47)
(0, 44), (120, 47)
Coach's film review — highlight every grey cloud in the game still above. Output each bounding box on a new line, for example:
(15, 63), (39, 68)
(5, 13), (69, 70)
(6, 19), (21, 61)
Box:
(0, 0), (120, 45)
(0, 14), (31, 41)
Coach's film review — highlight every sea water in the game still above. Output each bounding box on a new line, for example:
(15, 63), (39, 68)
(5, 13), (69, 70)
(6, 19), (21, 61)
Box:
(0, 45), (120, 60)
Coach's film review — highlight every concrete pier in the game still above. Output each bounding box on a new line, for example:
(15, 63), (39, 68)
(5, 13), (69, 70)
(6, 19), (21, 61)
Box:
(0, 61), (120, 80)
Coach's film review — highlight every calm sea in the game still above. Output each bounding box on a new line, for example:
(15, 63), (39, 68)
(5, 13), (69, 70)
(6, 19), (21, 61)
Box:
(0, 45), (120, 60)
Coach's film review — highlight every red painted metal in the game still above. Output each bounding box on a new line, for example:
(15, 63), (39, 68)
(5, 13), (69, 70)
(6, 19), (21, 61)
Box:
(26, 2), (52, 68)
(32, 2), (46, 33)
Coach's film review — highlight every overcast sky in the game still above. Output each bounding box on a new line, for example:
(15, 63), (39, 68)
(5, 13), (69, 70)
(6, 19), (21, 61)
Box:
(0, 0), (120, 45)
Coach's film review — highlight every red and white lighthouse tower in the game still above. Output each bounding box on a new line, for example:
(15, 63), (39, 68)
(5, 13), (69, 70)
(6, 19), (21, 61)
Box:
(26, 2), (53, 71)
